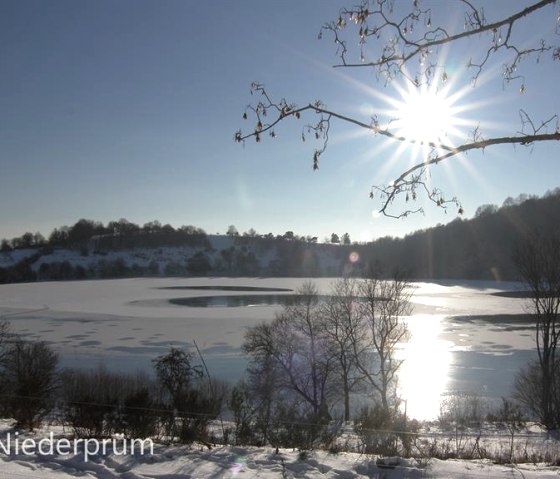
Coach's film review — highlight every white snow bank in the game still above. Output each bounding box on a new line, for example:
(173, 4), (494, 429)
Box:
(1, 438), (559, 478)
(1, 419), (559, 479)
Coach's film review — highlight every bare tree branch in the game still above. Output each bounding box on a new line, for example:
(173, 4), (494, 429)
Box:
(236, 1), (560, 218)
(323, 0), (556, 85)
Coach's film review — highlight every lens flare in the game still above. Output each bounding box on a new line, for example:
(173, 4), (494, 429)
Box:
(229, 456), (246, 477)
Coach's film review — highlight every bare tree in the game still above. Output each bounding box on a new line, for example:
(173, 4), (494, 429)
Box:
(153, 347), (203, 406)
(513, 232), (560, 430)
(321, 278), (363, 421)
(353, 274), (412, 413)
(244, 282), (335, 418)
(236, 1), (560, 218)
(241, 321), (282, 444)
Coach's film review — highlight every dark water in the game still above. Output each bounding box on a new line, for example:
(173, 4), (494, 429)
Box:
(158, 285), (293, 292)
(169, 294), (339, 307)
(169, 294), (296, 307)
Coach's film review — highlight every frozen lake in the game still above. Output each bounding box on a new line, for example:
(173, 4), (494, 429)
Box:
(0, 277), (534, 420)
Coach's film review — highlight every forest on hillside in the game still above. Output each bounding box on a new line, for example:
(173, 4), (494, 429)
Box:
(1, 190), (559, 283)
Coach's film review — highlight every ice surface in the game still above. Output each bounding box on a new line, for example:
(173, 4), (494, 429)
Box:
(0, 277), (533, 419)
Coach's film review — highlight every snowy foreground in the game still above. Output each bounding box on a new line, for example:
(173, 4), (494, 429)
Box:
(0, 422), (559, 479)
(1, 441), (560, 479)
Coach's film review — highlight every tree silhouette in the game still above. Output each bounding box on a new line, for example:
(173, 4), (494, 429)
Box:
(513, 232), (560, 430)
(243, 283), (335, 417)
(352, 274), (411, 413)
(236, 1), (560, 218)
(321, 278), (363, 421)
(226, 225), (239, 237)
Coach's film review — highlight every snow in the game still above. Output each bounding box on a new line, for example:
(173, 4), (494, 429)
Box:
(0, 277), (527, 319)
(1, 436), (559, 478)
(0, 416), (559, 479)
(0, 248), (37, 267)
(0, 279), (558, 477)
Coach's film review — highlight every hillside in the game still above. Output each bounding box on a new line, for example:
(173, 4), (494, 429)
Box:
(0, 234), (349, 283)
(360, 190), (560, 280)
(1, 190), (559, 283)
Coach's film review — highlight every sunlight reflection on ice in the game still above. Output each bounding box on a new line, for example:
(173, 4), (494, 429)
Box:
(398, 314), (452, 421)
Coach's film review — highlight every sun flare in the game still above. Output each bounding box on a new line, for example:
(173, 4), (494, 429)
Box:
(394, 89), (454, 145)
(358, 73), (480, 189)
(387, 81), (461, 148)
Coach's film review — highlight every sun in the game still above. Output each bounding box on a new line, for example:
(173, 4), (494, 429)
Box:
(390, 83), (458, 147)
(331, 66), (480, 187)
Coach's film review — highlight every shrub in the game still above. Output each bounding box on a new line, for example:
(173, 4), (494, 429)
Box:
(1, 340), (58, 429)
(153, 347), (224, 443)
(353, 403), (418, 456)
(121, 387), (159, 439)
(60, 367), (156, 438)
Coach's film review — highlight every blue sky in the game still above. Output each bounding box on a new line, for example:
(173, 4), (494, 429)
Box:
(1, 1), (559, 243)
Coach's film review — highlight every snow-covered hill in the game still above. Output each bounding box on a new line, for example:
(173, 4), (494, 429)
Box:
(0, 235), (352, 282)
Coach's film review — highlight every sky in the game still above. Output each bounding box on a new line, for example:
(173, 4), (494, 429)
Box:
(1, 0), (559, 243)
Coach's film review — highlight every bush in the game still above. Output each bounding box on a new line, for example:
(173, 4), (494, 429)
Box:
(438, 392), (486, 429)
(353, 404), (418, 456)
(354, 404), (397, 455)
(228, 381), (256, 445)
(60, 368), (121, 438)
(122, 387), (159, 439)
(60, 367), (157, 438)
(1, 340), (58, 429)
(164, 261), (185, 276)
(153, 347), (224, 443)
(97, 258), (130, 278)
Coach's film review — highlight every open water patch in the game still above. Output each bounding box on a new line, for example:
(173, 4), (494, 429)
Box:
(451, 313), (535, 324)
(165, 293), (363, 308)
(134, 293), (378, 308)
(158, 285), (293, 292)
(169, 294), (299, 308)
(490, 290), (558, 299)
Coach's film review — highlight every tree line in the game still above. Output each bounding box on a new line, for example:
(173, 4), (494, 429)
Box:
(357, 189), (560, 280)
(1, 218), (209, 252)
(1, 190), (560, 284)
(1, 219), (353, 253)
(239, 275), (413, 451)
